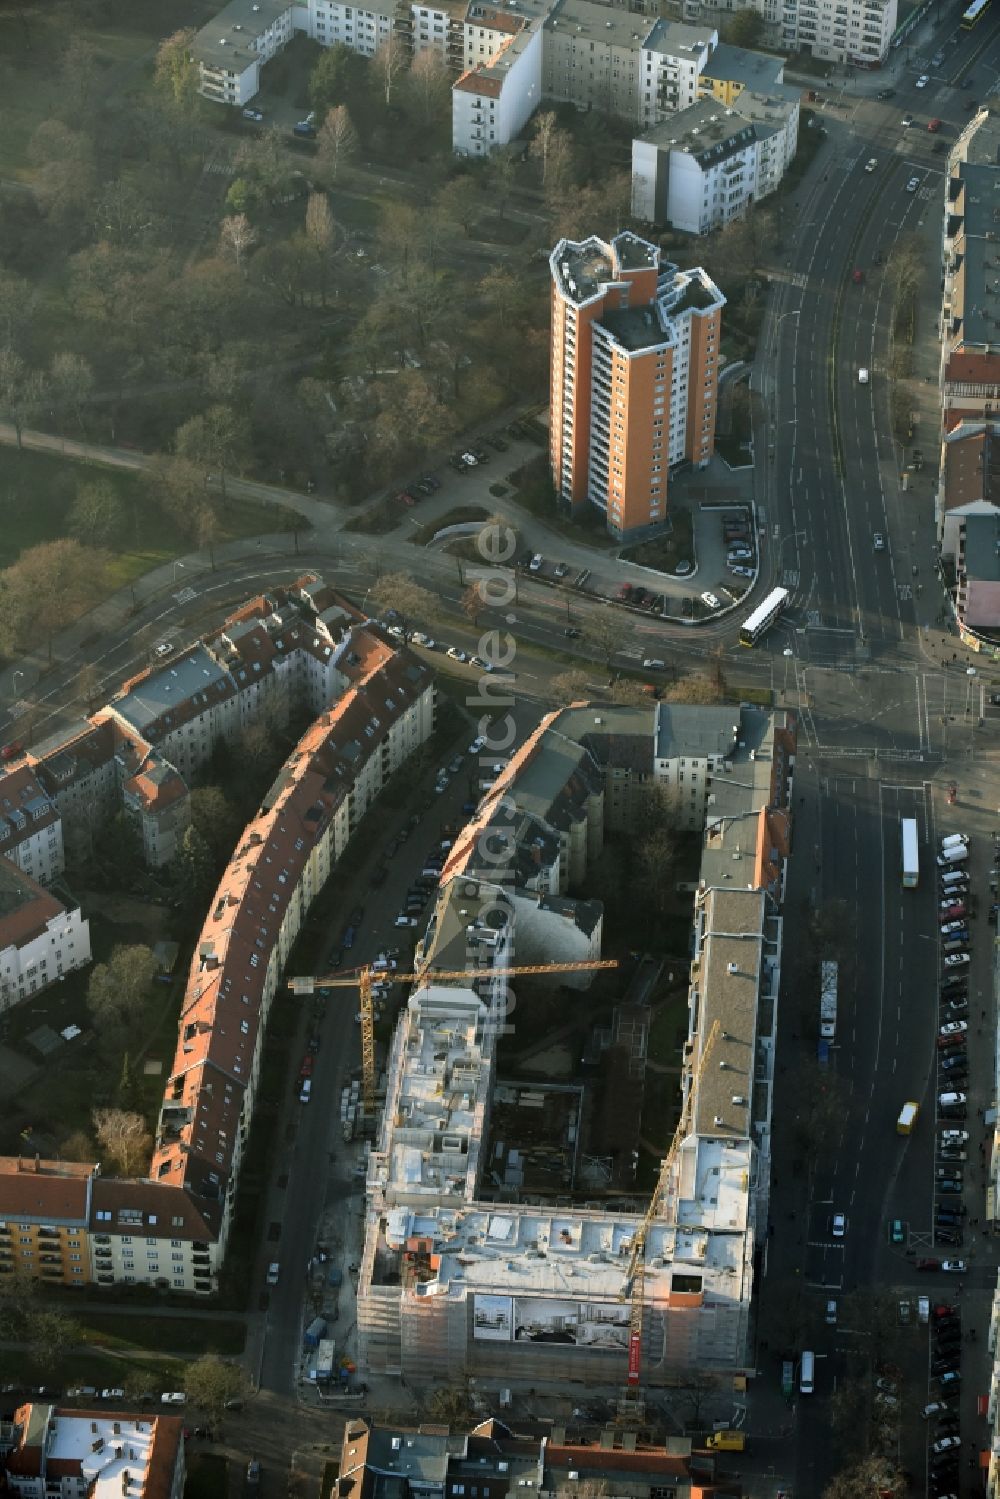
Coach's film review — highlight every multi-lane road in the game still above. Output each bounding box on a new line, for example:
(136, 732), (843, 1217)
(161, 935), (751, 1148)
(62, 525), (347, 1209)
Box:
(753, 17), (1000, 1495)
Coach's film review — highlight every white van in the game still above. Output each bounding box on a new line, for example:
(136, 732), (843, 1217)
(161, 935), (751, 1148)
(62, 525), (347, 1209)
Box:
(825, 1300), (837, 1325)
(800, 1350), (815, 1394)
(941, 868), (968, 887)
(299, 1079), (312, 1104)
(941, 834), (969, 850)
(937, 845), (969, 867)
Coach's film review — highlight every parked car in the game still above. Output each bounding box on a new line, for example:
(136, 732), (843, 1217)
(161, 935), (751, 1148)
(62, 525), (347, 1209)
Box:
(700, 591), (721, 610)
(916, 74), (929, 88)
(944, 953), (970, 968)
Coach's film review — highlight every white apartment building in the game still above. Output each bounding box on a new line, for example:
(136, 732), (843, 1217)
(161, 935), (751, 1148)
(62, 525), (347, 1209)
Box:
(452, 17), (543, 155)
(542, 0), (649, 119)
(0, 765), (64, 888)
(651, 705), (743, 830)
(747, 0), (897, 66)
(639, 18), (717, 130)
(3, 1405), (185, 1499)
(0, 866), (91, 1015)
(191, 0), (294, 106)
(299, 0), (397, 57)
(632, 88), (799, 232)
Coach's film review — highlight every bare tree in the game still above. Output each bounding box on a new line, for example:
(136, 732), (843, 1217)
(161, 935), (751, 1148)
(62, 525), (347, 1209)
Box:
(197, 506), (220, 571)
(0, 539), (106, 659)
(175, 404), (251, 504)
(49, 351), (94, 435)
(663, 671), (722, 704)
(550, 669), (592, 704)
(583, 611), (631, 669)
(0, 348), (45, 449)
(460, 584), (484, 628)
(822, 1457), (906, 1499)
(92, 1108), (153, 1177)
(371, 573), (436, 635)
(87, 945), (157, 1036)
(184, 1356), (247, 1434)
(305, 192), (336, 305)
(317, 104), (358, 182)
(68, 479), (125, 549)
(374, 34), (405, 107)
(407, 49), (452, 125)
(219, 213), (258, 272)
(530, 111), (573, 191)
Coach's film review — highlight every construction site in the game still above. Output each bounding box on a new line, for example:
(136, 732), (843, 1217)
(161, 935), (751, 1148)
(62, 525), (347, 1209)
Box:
(340, 702), (796, 1395)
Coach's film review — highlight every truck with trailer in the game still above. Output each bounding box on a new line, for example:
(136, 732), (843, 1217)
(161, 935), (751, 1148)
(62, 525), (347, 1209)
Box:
(819, 960), (838, 1041)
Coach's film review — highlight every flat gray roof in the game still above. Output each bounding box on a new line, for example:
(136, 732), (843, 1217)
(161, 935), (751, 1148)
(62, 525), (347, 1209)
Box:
(192, 0), (289, 71)
(698, 707), (778, 890)
(655, 704), (740, 761)
(956, 162), (1000, 348)
(702, 41), (784, 89)
(112, 645), (230, 735)
(545, 0), (655, 49)
(643, 16), (717, 57)
(692, 886), (766, 1137)
(963, 511), (1000, 582)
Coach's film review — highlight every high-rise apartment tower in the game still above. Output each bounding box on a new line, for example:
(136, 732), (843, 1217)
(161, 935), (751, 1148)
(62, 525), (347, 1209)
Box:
(549, 231), (725, 538)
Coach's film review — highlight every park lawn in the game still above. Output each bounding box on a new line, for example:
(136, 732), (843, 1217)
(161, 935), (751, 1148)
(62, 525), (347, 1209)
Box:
(0, 13), (157, 179)
(0, 447), (305, 576)
(77, 1312), (246, 1357)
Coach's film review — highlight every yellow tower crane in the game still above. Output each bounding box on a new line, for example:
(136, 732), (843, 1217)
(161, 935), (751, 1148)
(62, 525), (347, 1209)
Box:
(617, 1018), (721, 1420)
(289, 958), (619, 1117)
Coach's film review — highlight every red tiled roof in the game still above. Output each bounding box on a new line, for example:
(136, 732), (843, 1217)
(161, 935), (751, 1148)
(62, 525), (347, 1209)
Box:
(0, 857), (68, 949)
(942, 430), (996, 511)
(455, 68), (503, 96)
(150, 623), (432, 1207)
(0, 1157), (95, 1223)
(944, 350), (1000, 385)
(28, 717), (117, 792)
(0, 764), (60, 852)
(90, 1175), (219, 1241)
(123, 757), (188, 812)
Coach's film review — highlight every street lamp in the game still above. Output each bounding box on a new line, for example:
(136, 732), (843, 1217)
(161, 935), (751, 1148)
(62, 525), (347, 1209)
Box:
(11, 670), (23, 696)
(173, 560), (186, 582)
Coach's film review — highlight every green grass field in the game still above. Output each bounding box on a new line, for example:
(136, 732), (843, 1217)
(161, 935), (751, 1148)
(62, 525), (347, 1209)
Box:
(0, 447), (302, 582)
(77, 1311), (246, 1357)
